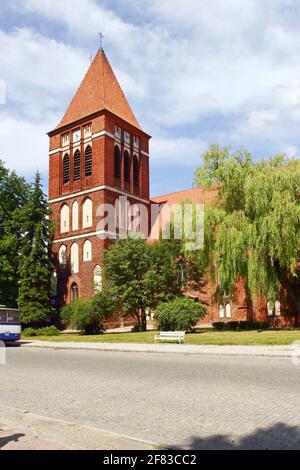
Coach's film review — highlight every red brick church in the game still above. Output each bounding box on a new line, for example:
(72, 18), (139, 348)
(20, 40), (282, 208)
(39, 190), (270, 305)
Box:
(48, 49), (296, 328)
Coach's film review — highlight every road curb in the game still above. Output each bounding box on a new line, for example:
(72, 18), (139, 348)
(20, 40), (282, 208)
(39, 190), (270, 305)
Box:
(18, 340), (297, 358)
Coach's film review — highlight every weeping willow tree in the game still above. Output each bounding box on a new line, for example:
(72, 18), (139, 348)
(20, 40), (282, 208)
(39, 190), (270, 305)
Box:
(194, 145), (300, 321)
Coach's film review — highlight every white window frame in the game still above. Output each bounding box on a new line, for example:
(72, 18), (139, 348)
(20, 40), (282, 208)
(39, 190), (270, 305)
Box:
(83, 240), (92, 262)
(60, 204), (70, 234)
(82, 198), (93, 229)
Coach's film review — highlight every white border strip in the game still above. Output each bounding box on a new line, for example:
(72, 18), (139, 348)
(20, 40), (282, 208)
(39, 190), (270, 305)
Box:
(141, 150), (149, 157)
(53, 230), (116, 244)
(49, 185), (149, 204)
(92, 130), (115, 140)
(49, 148), (62, 155)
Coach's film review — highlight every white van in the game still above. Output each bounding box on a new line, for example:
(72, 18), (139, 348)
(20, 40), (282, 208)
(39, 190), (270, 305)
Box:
(0, 308), (21, 342)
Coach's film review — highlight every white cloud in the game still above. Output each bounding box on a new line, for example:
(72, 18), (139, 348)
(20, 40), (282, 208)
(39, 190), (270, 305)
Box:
(0, 113), (52, 176)
(150, 136), (207, 167)
(280, 144), (299, 158)
(240, 109), (280, 133)
(1, 0), (300, 188)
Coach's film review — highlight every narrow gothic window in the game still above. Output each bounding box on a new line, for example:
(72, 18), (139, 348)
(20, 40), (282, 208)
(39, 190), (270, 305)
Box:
(74, 150), (81, 181)
(83, 240), (92, 262)
(275, 300), (281, 317)
(226, 303), (231, 319)
(82, 198), (93, 229)
(267, 300), (274, 317)
(60, 204), (70, 233)
(124, 150), (131, 183)
(63, 154), (70, 184)
(114, 146), (121, 179)
(71, 283), (79, 301)
(71, 243), (79, 274)
(94, 265), (103, 293)
(59, 245), (67, 265)
(219, 304), (225, 318)
(72, 201), (79, 231)
(85, 145), (92, 177)
(133, 155), (139, 186)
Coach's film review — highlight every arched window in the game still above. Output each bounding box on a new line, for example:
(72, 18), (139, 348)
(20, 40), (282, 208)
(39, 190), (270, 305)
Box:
(267, 300), (274, 317)
(226, 303), (231, 319)
(51, 271), (58, 298)
(114, 146), (121, 179)
(275, 300), (281, 317)
(133, 155), (139, 186)
(94, 265), (103, 293)
(82, 198), (93, 229)
(83, 240), (92, 262)
(58, 245), (67, 265)
(85, 145), (92, 177)
(63, 154), (70, 184)
(71, 282), (79, 301)
(71, 243), (79, 274)
(60, 204), (70, 233)
(219, 304), (225, 319)
(72, 201), (79, 231)
(74, 150), (81, 181)
(124, 150), (131, 183)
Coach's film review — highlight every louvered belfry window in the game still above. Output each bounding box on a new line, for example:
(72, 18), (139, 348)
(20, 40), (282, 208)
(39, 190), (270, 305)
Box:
(124, 151), (131, 183)
(74, 150), (81, 181)
(63, 154), (70, 184)
(114, 146), (121, 179)
(133, 156), (139, 186)
(85, 145), (92, 177)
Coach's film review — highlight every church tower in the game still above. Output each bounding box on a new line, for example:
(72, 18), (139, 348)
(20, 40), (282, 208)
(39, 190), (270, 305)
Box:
(48, 49), (151, 306)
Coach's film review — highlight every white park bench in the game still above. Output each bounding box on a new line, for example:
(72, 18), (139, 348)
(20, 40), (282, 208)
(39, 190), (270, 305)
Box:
(155, 331), (186, 344)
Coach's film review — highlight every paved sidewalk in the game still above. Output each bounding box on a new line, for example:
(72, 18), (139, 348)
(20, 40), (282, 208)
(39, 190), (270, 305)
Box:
(0, 422), (65, 450)
(20, 340), (300, 357)
(0, 407), (157, 450)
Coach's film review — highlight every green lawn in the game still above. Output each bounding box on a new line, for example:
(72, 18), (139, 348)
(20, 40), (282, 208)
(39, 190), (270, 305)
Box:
(22, 329), (300, 346)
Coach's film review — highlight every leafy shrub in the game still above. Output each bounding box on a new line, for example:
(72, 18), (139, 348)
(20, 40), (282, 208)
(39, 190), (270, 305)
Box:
(39, 326), (60, 336)
(213, 321), (270, 331)
(155, 297), (206, 331)
(22, 326), (60, 337)
(22, 327), (37, 337)
(227, 321), (240, 331)
(212, 322), (228, 331)
(60, 304), (74, 328)
(62, 290), (116, 335)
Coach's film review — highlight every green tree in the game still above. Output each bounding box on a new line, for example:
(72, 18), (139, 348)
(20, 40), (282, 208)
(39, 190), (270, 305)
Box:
(0, 160), (30, 307)
(194, 145), (300, 322)
(18, 172), (55, 325)
(61, 289), (116, 335)
(155, 297), (206, 331)
(104, 237), (161, 331)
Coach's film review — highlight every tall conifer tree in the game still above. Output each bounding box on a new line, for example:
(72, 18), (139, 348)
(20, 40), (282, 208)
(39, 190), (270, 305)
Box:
(18, 172), (55, 325)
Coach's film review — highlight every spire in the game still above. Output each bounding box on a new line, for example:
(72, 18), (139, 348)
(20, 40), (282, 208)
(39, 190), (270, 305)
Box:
(56, 49), (142, 130)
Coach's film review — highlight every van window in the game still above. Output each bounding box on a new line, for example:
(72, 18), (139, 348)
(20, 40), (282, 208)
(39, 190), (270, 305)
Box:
(7, 311), (20, 324)
(0, 312), (7, 323)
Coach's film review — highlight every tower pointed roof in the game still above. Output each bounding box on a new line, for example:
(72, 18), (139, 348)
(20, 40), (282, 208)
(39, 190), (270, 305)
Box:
(56, 49), (142, 130)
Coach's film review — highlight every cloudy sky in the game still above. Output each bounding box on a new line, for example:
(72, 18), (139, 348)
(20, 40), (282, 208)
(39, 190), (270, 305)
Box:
(1, 0), (300, 196)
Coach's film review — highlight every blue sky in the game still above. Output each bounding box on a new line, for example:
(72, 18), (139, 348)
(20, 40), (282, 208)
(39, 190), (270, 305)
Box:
(1, 0), (300, 196)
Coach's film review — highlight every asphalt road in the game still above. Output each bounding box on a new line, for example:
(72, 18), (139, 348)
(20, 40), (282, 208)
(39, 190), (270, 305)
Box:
(1, 347), (300, 449)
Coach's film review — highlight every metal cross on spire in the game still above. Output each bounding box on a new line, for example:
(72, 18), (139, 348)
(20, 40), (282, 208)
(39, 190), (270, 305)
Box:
(98, 32), (104, 50)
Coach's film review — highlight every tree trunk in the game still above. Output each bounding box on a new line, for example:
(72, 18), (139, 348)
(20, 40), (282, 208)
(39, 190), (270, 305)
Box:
(140, 309), (147, 332)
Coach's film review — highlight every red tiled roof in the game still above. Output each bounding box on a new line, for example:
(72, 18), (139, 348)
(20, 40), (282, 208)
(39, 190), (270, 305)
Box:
(56, 49), (141, 130)
(151, 188), (218, 206)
